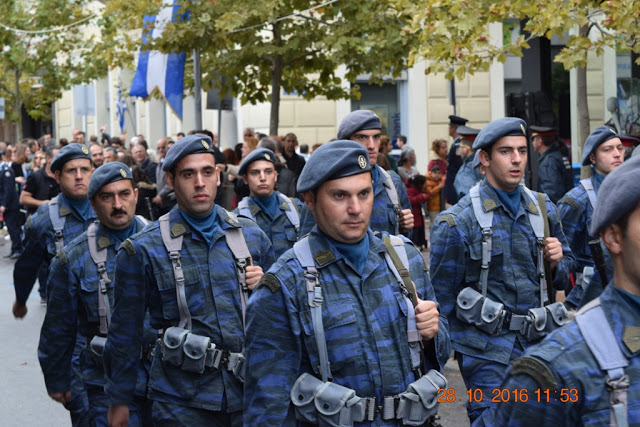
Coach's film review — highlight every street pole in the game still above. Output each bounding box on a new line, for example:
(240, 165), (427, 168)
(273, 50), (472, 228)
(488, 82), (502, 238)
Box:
(194, 48), (202, 130)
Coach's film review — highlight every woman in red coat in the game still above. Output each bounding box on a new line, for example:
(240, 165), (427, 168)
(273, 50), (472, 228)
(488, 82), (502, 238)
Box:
(405, 174), (430, 251)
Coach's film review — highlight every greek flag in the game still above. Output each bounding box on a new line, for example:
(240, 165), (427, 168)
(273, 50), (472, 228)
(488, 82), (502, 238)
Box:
(129, 0), (186, 119)
(116, 88), (127, 134)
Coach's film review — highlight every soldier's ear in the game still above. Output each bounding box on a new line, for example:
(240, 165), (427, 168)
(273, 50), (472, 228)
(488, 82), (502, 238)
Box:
(302, 191), (315, 211)
(601, 224), (623, 256)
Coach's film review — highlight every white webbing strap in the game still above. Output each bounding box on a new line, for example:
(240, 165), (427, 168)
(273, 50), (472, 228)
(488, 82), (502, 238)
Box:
(237, 198), (254, 221)
(379, 167), (401, 235)
(87, 222), (111, 335)
(581, 178), (598, 211)
(159, 213), (190, 330)
(469, 184), (492, 297)
(223, 211), (252, 331)
(278, 193), (300, 234)
(521, 186), (548, 306)
(49, 196), (66, 252)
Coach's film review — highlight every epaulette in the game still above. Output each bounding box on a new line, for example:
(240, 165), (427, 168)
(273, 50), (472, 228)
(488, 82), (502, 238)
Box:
(256, 273), (281, 293)
(437, 214), (456, 227)
(119, 239), (136, 255)
(509, 356), (558, 390)
(57, 249), (68, 265)
(559, 196), (579, 210)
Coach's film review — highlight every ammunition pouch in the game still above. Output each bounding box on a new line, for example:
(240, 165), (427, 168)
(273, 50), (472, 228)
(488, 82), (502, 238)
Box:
(162, 326), (189, 367)
(524, 302), (568, 341)
(89, 336), (107, 367)
(397, 370), (447, 426)
(456, 287), (505, 334)
(182, 333), (210, 374)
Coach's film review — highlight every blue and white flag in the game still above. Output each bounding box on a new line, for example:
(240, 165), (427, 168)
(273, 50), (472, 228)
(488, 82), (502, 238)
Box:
(116, 88), (127, 134)
(130, 0), (186, 120)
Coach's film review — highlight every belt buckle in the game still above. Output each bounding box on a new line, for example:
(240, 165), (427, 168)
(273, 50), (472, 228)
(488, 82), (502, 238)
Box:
(501, 311), (512, 334)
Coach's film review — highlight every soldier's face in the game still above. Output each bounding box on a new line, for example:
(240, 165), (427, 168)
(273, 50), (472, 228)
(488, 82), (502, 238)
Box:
(350, 129), (381, 166)
(167, 153), (219, 217)
(243, 160), (277, 198)
(481, 136), (527, 192)
(602, 202), (640, 293)
(304, 172), (373, 244)
(591, 138), (624, 175)
(91, 180), (138, 230)
(56, 158), (93, 200)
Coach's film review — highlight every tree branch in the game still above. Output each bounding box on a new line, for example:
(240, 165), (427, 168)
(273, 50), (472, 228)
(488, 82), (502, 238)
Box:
(284, 48), (322, 66)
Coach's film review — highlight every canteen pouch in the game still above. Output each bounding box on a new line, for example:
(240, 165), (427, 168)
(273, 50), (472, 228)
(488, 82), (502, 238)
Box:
(162, 327), (189, 367)
(89, 336), (107, 366)
(525, 307), (548, 341)
(397, 369), (447, 426)
(314, 381), (364, 426)
(291, 373), (324, 424)
(457, 287), (505, 334)
(182, 333), (211, 374)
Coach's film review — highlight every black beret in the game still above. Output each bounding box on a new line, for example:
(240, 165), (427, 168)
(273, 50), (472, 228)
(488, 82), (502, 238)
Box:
(50, 144), (92, 173)
(238, 148), (276, 176)
(449, 115), (469, 126)
(591, 155), (640, 235)
(88, 162), (133, 199)
(472, 117), (527, 151)
(581, 126), (620, 166)
(162, 134), (214, 172)
(297, 140), (371, 193)
(337, 110), (381, 140)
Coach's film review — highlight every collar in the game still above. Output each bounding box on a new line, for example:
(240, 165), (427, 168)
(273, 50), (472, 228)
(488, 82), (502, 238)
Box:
(478, 180), (539, 215)
(95, 217), (144, 249)
(167, 205), (240, 238)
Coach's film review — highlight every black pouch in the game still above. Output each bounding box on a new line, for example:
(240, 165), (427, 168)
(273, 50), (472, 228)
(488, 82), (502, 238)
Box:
(182, 333), (210, 374)
(162, 327), (189, 367)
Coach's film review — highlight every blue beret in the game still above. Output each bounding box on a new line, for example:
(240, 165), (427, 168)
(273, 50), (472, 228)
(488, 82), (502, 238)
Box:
(297, 140), (371, 193)
(162, 134), (214, 171)
(472, 117), (527, 151)
(590, 155), (640, 235)
(581, 126), (619, 166)
(472, 150), (482, 169)
(337, 110), (381, 140)
(88, 162), (133, 199)
(448, 115), (468, 126)
(50, 144), (92, 173)
(238, 148), (276, 176)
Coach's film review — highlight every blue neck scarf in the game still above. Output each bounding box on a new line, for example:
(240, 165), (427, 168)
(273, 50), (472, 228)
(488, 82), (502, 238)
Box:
(594, 171), (606, 188)
(492, 185), (521, 217)
(106, 219), (139, 245)
(62, 193), (93, 221)
(371, 164), (380, 189)
(180, 207), (218, 246)
(251, 192), (279, 220)
(325, 232), (370, 275)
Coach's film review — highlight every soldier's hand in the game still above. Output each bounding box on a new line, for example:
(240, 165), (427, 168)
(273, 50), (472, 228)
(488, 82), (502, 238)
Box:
(12, 300), (27, 318)
(49, 391), (71, 405)
(415, 298), (439, 340)
(544, 237), (563, 270)
(245, 265), (264, 290)
(400, 209), (414, 231)
(108, 404), (130, 427)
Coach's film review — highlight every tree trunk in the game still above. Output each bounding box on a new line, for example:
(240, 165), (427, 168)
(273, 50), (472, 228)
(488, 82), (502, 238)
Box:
(14, 70), (22, 141)
(576, 26), (591, 178)
(269, 22), (283, 136)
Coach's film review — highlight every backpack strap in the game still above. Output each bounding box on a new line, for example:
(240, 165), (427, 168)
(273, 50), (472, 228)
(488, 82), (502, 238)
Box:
(521, 186), (549, 306)
(49, 196), (67, 252)
(223, 210), (252, 331)
(293, 237), (331, 382)
(469, 184), (492, 297)
(576, 298), (629, 427)
(159, 213), (190, 330)
(237, 198), (255, 222)
(580, 178), (598, 210)
(135, 215), (149, 228)
(378, 167), (401, 235)
(87, 222), (111, 335)
(278, 193), (300, 235)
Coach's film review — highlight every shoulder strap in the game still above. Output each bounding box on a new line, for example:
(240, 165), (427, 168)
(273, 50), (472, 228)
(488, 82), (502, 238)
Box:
(293, 237), (331, 382)
(580, 178), (598, 210)
(576, 299), (629, 427)
(237, 198), (255, 221)
(522, 186), (549, 305)
(278, 193), (300, 234)
(378, 168), (401, 234)
(49, 196), (66, 252)
(87, 222), (111, 335)
(135, 215), (149, 227)
(159, 213), (190, 330)
(223, 210), (252, 331)
(469, 184), (492, 297)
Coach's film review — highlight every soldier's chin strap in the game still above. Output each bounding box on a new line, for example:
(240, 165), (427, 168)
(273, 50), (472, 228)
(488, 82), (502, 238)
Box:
(87, 222), (111, 335)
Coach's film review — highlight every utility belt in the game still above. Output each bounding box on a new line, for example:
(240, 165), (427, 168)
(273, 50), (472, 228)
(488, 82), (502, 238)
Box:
(291, 369), (446, 426)
(87, 336), (155, 367)
(159, 326), (245, 381)
(456, 287), (568, 341)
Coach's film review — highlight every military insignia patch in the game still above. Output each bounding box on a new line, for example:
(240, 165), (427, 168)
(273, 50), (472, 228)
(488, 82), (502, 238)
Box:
(357, 155), (367, 169)
(82, 146), (89, 154)
(610, 128), (617, 134)
(520, 124), (526, 134)
(120, 168), (127, 178)
(201, 140), (210, 149)
(265, 153), (271, 161)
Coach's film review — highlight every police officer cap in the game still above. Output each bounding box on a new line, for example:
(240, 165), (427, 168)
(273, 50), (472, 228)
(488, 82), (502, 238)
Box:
(457, 126), (480, 140)
(472, 117), (527, 151)
(297, 140), (371, 193)
(238, 148), (276, 176)
(581, 126), (619, 166)
(449, 115), (468, 126)
(162, 134), (214, 172)
(50, 144), (92, 173)
(88, 162), (133, 199)
(530, 125), (555, 137)
(337, 110), (381, 140)
(590, 155), (640, 235)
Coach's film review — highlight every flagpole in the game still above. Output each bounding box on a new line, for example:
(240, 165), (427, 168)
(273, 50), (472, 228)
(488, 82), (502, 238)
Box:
(194, 48), (202, 130)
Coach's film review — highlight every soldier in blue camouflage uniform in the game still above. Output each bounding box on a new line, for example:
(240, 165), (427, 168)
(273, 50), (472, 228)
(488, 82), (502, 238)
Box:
(103, 135), (275, 426)
(244, 141), (450, 425)
(12, 144), (96, 426)
(301, 110), (413, 237)
(430, 117), (575, 422)
(233, 148), (310, 259)
(453, 126), (483, 199)
(477, 154), (640, 427)
(531, 126), (573, 204)
(558, 126), (624, 309)
(39, 162), (153, 426)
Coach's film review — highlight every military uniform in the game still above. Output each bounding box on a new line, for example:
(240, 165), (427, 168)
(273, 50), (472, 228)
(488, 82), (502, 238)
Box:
(453, 154), (483, 200)
(537, 142), (573, 204)
(39, 217), (153, 427)
(103, 205), (274, 424)
(0, 160), (22, 256)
